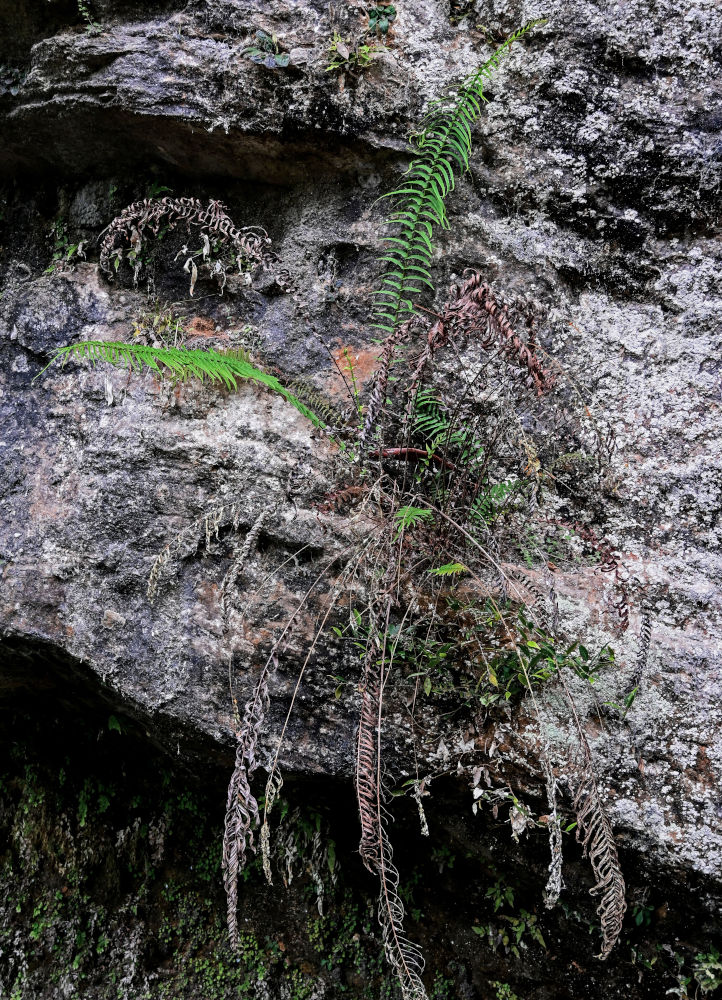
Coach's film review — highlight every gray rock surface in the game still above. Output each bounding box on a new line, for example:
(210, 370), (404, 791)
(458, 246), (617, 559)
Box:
(1, 0), (721, 993)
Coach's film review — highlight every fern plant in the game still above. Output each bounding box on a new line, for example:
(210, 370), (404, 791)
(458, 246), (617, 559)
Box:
(36, 18), (637, 998)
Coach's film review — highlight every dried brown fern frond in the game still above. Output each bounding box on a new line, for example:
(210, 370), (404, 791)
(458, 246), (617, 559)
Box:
(440, 272), (555, 396)
(542, 757), (563, 909)
(561, 679), (626, 959)
(355, 598), (429, 1000)
(358, 323), (409, 457)
(222, 648), (276, 950)
(221, 543), (360, 947)
(148, 500), (247, 600)
(99, 196), (274, 292)
(219, 503), (276, 623)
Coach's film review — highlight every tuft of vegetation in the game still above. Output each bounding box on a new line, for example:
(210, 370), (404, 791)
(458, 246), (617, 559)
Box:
(37, 18), (659, 999)
(77, 0), (100, 34)
(44, 220), (86, 276)
(326, 32), (384, 73)
(241, 30), (290, 69)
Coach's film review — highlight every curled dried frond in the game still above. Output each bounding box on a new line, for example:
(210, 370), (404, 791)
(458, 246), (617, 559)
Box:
(148, 500), (246, 601)
(222, 650), (278, 950)
(99, 196), (274, 292)
(440, 272), (555, 396)
(565, 697), (626, 959)
(542, 759), (563, 909)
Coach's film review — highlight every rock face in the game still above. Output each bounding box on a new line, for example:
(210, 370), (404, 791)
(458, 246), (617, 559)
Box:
(1, 1), (721, 998)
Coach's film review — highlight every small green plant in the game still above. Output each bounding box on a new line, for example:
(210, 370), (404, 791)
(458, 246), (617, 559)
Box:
(132, 301), (185, 347)
(326, 32), (384, 72)
(45, 220), (86, 275)
(491, 984), (520, 1000)
(242, 30), (290, 68)
(367, 5), (397, 35)
(631, 901), (654, 927)
(694, 949), (722, 994)
(77, 0), (100, 34)
(473, 903), (546, 959)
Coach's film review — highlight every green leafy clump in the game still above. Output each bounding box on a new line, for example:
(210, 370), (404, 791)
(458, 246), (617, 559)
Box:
(77, 0), (100, 33)
(37, 342), (326, 430)
(367, 5), (397, 35)
(242, 30), (290, 68)
(45, 220), (86, 276)
(325, 32), (383, 72)
(372, 18), (545, 336)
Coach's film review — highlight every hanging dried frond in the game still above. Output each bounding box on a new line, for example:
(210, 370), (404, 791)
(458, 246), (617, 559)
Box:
(147, 500), (246, 600)
(358, 323), (409, 456)
(627, 609), (651, 696)
(220, 503), (276, 623)
(566, 521), (630, 634)
(568, 711), (626, 958)
(440, 272), (555, 396)
(261, 769), (284, 886)
(354, 606), (428, 1000)
(542, 759), (563, 909)
(222, 651), (278, 950)
(356, 646), (383, 872)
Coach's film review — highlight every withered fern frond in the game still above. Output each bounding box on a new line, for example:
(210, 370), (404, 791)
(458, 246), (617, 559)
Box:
(222, 649), (276, 950)
(562, 679), (627, 959)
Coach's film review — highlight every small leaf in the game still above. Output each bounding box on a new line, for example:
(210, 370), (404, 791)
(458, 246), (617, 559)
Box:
(423, 676), (432, 696)
(108, 715), (122, 734)
(429, 562), (467, 577)
(275, 52), (290, 67)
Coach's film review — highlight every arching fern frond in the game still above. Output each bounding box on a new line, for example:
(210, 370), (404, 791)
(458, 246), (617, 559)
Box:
(39, 341), (327, 430)
(372, 18), (546, 337)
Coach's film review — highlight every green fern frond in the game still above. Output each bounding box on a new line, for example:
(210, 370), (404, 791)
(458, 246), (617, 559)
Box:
(413, 391), (485, 469)
(470, 479), (525, 524)
(372, 18), (545, 336)
(38, 341), (327, 430)
(429, 562), (468, 577)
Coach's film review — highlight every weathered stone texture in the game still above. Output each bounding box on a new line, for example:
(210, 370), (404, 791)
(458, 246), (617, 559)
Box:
(0, 0), (721, 994)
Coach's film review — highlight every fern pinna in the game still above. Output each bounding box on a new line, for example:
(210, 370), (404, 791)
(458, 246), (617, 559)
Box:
(372, 18), (546, 338)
